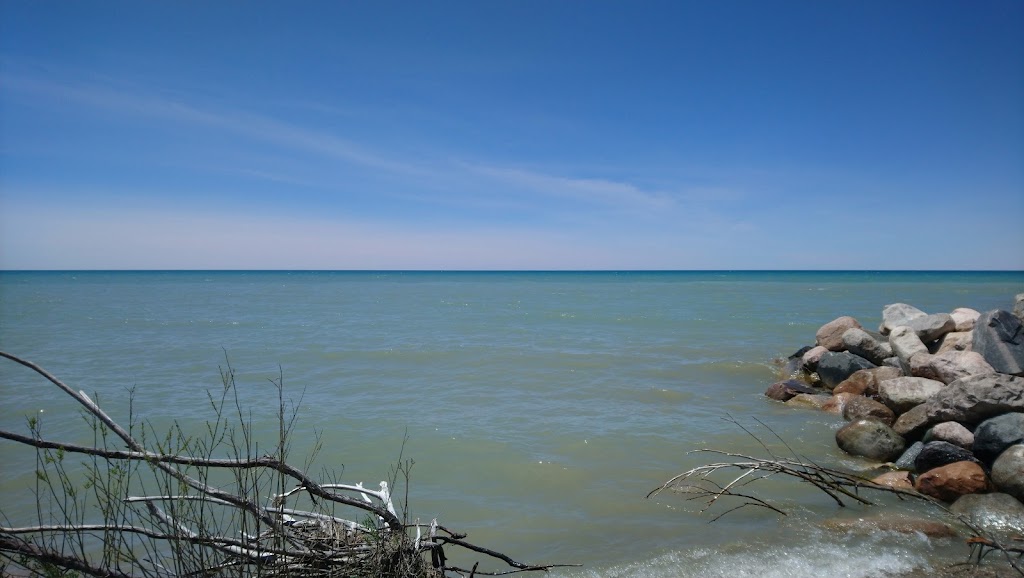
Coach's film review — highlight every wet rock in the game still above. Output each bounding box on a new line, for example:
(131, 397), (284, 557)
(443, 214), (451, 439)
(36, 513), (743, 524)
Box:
(801, 345), (829, 372)
(842, 327), (893, 365)
(871, 470), (914, 491)
(821, 392), (858, 415)
(764, 379), (819, 402)
(972, 310), (1024, 376)
(922, 372), (1024, 427)
(894, 441), (924, 470)
(934, 330), (973, 354)
(816, 316), (863, 352)
(880, 303), (928, 335)
(915, 441), (979, 474)
(951, 308), (981, 332)
(973, 413), (1024, 466)
(905, 313), (956, 344)
(909, 350), (994, 385)
(923, 421), (974, 450)
(785, 393), (832, 410)
(833, 366), (901, 397)
(889, 326), (929, 367)
(817, 352), (877, 389)
(822, 514), (957, 538)
(914, 461), (990, 502)
(892, 403), (932, 440)
(990, 445), (1024, 502)
(836, 419), (906, 462)
(877, 376), (945, 415)
(843, 396), (896, 426)
(950, 493), (1024, 536)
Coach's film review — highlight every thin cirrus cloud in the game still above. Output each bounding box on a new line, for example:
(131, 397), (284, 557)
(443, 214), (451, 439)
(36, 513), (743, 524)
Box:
(2, 72), (688, 217)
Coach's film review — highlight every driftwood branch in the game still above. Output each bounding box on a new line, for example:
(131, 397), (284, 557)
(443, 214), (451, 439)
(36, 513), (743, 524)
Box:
(648, 417), (1024, 577)
(0, 350), (575, 578)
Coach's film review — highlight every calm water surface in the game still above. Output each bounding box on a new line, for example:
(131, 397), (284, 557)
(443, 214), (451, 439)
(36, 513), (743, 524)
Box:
(2, 271), (1022, 576)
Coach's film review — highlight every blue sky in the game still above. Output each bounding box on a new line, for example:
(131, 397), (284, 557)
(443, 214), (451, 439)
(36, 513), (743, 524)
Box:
(1, 1), (1022, 270)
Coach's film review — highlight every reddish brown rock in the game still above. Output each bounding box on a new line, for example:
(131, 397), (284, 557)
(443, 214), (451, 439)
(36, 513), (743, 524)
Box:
(833, 366), (902, 396)
(801, 345), (830, 371)
(822, 392), (858, 415)
(871, 470), (914, 491)
(816, 316), (863, 352)
(764, 379), (818, 401)
(914, 461), (990, 502)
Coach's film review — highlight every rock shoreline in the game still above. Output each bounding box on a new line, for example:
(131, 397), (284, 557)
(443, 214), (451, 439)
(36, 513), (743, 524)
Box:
(766, 292), (1024, 541)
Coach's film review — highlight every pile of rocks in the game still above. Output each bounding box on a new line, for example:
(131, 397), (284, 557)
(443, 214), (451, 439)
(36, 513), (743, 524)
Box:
(766, 293), (1024, 528)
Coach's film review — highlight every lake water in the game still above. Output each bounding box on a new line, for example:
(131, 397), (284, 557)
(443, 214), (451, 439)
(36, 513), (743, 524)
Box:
(2, 271), (1022, 576)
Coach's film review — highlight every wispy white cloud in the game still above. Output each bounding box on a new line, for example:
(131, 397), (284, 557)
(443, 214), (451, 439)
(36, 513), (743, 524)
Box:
(465, 164), (675, 210)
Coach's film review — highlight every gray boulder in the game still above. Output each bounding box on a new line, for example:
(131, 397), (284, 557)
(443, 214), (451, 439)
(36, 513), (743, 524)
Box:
(950, 493), (1024, 536)
(905, 313), (957, 344)
(893, 403), (932, 440)
(878, 376), (945, 414)
(920, 372), (1024, 427)
(924, 421), (974, 450)
(816, 352), (877, 389)
(909, 350), (994, 384)
(894, 441), (924, 470)
(836, 419), (906, 461)
(973, 412), (1024, 466)
(843, 396), (896, 426)
(842, 327), (893, 365)
(816, 316), (862, 352)
(1015, 293), (1024, 321)
(973, 310), (1024, 376)
(991, 445), (1024, 502)
(880, 303), (927, 335)
(914, 441), (979, 474)
(950, 308), (981, 332)
(889, 326), (929, 367)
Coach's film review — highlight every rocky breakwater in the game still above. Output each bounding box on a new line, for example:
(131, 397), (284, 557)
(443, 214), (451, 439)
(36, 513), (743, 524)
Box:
(766, 293), (1024, 536)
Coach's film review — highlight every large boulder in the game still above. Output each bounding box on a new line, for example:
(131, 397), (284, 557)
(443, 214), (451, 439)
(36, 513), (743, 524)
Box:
(817, 352), (877, 389)
(973, 310), (1024, 376)
(914, 441), (979, 474)
(933, 331), (973, 354)
(950, 308), (981, 332)
(905, 313), (956, 344)
(950, 493), (1024, 536)
(923, 421), (974, 450)
(764, 379), (819, 402)
(877, 376), (945, 415)
(900, 373), (1024, 433)
(880, 303), (927, 335)
(833, 366), (902, 397)
(914, 461), (990, 502)
(816, 316), (862, 352)
(843, 396), (896, 426)
(991, 445), (1024, 502)
(889, 326), (928, 367)
(835, 419), (906, 461)
(973, 413), (1024, 466)
(1015, 293), (1024, 321)
(842, 328), (893, 365)
(908, 350), (994, 384)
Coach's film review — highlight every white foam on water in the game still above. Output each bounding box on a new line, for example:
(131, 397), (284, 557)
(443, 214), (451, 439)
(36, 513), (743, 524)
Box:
(559, 531), (938, 578)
